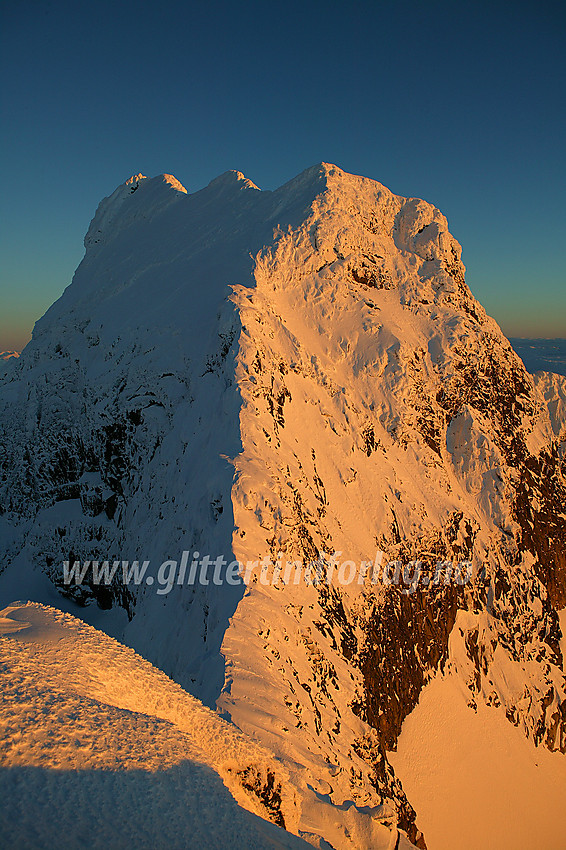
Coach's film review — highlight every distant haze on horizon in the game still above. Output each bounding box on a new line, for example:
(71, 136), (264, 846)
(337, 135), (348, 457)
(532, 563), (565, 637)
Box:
(1, 0), (564, 350)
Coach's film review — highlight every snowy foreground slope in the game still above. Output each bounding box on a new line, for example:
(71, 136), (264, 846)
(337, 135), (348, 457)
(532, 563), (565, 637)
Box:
(0, 165), (565, 849)
(0, 601), (312, 850)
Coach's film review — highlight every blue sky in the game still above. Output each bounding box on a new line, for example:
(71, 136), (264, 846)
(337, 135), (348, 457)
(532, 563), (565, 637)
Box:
(1, 0), (565, 350)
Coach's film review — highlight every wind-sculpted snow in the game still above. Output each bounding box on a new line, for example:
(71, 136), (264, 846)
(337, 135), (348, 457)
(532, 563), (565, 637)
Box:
(0, 601), (312, 849)
(0, 164), (565, 849)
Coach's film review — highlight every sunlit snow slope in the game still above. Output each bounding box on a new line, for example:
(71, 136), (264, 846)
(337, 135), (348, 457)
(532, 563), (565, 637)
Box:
(388, 609), (566, 850)
(0, 601), (311, 850)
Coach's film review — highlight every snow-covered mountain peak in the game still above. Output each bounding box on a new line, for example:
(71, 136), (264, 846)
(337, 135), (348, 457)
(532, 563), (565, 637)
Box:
(295, 161), (346, 181)
(161, 173), (188, 193)
(83, 172), (187, 254)
(123, 172), (186, 194)
(206, 170), (260, 192)
(1, 163), (565, 850)
(125, 172), (148, 186)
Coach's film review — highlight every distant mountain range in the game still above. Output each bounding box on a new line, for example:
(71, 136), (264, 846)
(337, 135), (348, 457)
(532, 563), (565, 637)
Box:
(509, 338), (566, 377)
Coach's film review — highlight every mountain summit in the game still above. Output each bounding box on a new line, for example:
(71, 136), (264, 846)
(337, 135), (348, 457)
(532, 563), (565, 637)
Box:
(1, 165), (565, 849)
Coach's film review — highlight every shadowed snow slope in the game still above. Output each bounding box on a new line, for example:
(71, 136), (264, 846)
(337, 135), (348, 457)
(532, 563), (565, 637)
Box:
(0, 164), (565, 849)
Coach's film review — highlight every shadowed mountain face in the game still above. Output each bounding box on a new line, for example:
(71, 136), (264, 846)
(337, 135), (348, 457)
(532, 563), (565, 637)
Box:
(0, 165), (565, 850)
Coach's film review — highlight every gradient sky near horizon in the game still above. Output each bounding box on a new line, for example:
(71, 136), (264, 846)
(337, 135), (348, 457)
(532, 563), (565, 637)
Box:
(1, 0), (565, 351)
